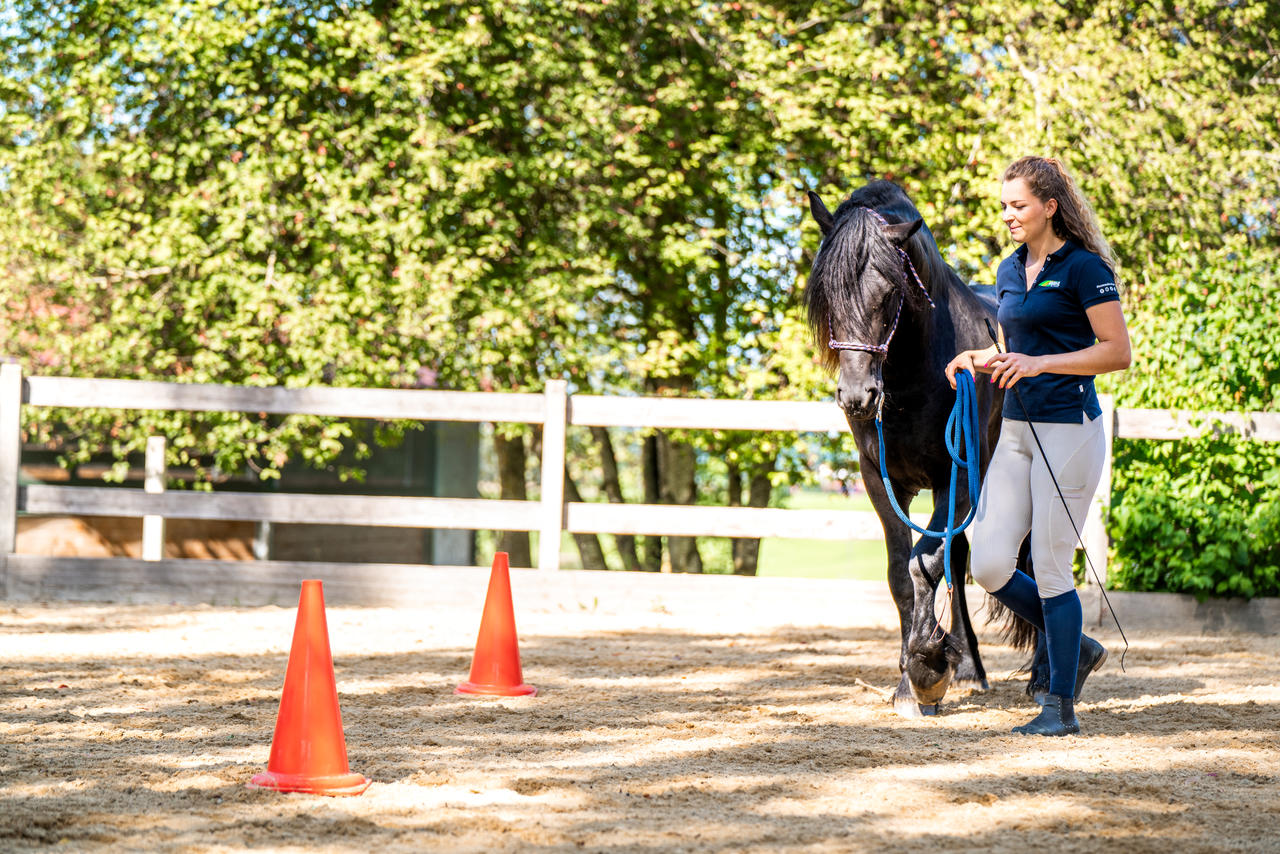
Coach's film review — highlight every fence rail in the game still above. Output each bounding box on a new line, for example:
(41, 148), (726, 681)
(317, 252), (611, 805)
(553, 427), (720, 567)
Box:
(2, 365), (1276, 588)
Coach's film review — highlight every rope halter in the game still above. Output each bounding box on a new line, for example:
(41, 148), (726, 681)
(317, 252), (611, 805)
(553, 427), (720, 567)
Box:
(827, 207), (936, 356)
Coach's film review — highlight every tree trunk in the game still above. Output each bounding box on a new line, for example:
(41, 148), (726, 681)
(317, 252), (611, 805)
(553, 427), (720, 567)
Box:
(493, 430), (533, 568)
(640, 433), (663, 572)
(728, 461), (745, 571)
(590, 425), (641, 572)
(563, 465), (608, 570)
(732, 470), (773, 576)
(658, 429), (702, 573)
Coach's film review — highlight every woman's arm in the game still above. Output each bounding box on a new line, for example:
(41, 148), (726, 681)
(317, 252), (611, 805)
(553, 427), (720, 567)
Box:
(944, 343), (1000, 389)
(987, 302), (1131, 389)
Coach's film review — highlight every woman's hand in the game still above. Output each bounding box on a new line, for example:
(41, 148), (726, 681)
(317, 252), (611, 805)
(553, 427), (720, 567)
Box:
(986, 351), (1045, 389)
(944, 351), (979, 389)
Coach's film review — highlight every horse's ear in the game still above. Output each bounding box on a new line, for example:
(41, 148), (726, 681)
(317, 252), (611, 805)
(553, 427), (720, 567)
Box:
(807, 190), (835, 236)
(882, 218), (924, 245)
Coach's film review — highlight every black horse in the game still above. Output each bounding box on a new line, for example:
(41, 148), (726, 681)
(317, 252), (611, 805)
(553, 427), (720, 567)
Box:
(803, 180), (1037, 717)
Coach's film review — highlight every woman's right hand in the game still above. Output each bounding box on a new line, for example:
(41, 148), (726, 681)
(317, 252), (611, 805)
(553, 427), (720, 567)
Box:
(944, 351), (978, 389)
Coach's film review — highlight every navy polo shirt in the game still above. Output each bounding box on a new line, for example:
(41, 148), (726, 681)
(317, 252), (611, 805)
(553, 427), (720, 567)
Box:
(995, 240), (1120, 424)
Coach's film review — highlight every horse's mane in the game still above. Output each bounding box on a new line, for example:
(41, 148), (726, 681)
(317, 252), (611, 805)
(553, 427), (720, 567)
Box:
(804, 181), (953, 372)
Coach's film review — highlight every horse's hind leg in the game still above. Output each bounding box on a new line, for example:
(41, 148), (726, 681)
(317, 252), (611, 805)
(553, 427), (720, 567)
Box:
(948, 569), (989, 692)
(946, 535), (988, 691)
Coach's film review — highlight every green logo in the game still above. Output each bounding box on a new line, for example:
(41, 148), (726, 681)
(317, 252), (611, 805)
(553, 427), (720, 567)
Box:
(1037, 280), (1062, 288)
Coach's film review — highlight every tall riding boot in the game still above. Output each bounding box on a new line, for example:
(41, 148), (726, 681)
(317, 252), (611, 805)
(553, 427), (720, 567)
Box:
(990, 571), (1045, 630)
(1032, 634), (1109, 705)
(1013, 694), (1079, 736)
(1042, 590), (1083, 697)
(1074, 635), (1108, 699)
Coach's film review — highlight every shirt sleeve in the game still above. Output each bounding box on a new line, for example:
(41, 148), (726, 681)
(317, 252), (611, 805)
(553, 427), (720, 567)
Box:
(1075, 254), (1120, 309)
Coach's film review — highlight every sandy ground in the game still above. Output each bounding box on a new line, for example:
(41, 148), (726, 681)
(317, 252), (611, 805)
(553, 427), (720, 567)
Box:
(2, 580), (1279, 853)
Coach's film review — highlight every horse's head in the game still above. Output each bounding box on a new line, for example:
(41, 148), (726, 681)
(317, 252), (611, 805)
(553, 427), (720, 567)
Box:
(803, 190), (930, 422)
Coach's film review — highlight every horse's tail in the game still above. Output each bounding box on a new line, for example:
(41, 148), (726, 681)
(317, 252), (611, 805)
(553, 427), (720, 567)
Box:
(989, 600), (1039, 653)
(984, 535), (1039, 653)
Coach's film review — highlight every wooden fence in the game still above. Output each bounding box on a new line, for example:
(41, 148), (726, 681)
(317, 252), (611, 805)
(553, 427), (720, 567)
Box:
(2, 363), (1278, 598)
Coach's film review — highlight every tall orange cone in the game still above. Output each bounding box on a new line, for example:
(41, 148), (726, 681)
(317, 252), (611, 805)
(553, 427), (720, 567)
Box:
(456, 552), (537, 696)
(247, 580), (371, 796)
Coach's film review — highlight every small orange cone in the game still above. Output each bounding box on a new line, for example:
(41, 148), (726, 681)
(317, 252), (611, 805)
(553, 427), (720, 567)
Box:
(456, 552), (537, 696)
(248, 580), (371, 796)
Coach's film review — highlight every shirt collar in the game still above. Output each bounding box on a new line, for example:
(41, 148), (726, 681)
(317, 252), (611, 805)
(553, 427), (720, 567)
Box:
(1049, 239), (1078, 260)
(1014, 239), (1077, 263)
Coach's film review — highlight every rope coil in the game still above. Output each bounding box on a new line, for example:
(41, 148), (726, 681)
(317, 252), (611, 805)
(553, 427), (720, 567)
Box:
(874, 369), (981, 591)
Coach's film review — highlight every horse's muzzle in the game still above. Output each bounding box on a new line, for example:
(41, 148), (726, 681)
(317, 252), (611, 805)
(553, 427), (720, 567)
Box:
(837, 384), (882, 422)
(907, 656), (955, 705)
(840, 404), (878, 423)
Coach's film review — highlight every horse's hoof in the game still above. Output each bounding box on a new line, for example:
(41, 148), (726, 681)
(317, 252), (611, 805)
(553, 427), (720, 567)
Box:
(893, 695), (929, 719)
(919, 703), (939, 716)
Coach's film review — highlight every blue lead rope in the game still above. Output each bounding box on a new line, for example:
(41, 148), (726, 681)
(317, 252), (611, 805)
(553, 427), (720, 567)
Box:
(875, 369), (982, 590)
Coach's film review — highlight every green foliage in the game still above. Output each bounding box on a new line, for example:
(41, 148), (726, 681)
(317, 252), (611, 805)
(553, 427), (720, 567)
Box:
(1105, 249), (1280, 598)
(2, 1), (1278, 588)
(1109, 437), (1280, 598)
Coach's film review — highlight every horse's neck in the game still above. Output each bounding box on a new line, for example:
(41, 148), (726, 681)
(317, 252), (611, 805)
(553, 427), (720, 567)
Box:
(884, 311), (934, 387)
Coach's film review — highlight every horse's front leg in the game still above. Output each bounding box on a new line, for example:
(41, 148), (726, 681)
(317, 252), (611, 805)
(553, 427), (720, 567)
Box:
(912, 495), (990, 694)
(861, 473), (932, 718)
(897, 503), (971, 708)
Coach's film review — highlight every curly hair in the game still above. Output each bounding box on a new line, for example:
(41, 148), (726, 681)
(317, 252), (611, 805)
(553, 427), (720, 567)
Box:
(1003, 156), (1117, 277)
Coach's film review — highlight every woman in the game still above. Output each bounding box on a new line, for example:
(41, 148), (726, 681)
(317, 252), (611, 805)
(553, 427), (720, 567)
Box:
(945, 156), (1131, 736)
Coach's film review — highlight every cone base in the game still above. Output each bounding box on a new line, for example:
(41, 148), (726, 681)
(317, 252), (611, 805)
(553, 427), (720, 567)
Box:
(455, 680), (537, 697)
(247, 770), (372, 797)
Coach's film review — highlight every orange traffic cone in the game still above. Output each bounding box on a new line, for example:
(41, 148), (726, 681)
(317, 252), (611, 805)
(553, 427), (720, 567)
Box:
(456, 552), (537, 696)
(247, 580), (371, 796)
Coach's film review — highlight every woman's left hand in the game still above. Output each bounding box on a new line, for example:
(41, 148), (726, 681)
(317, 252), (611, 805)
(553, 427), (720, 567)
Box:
(986, 352), (1044, 389)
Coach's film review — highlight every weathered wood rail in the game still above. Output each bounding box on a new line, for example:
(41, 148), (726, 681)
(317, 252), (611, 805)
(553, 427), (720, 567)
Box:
(1, 364), (1277, 600)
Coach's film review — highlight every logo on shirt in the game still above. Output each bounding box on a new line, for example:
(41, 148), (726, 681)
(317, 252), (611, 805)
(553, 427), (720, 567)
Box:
(1096, 283), (1118, 295)
(1037, 280), (1062, 288)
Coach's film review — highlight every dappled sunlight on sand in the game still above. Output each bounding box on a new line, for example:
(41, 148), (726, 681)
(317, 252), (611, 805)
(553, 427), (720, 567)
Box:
(2, 600), (1278, 852)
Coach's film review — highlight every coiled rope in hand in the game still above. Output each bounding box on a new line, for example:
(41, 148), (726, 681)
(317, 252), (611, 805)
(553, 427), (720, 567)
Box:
(874, 368), (981, 593)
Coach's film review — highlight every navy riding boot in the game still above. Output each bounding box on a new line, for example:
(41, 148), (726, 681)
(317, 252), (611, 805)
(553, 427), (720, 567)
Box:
(1013, 693), (1079, 736)
(1014, 590), (1084, 735)
(1074, 635), (1108, 699)
(992, 574), (1107, 702)
(1042, 589), (1083, 698)
(990, 571), (1044, 628)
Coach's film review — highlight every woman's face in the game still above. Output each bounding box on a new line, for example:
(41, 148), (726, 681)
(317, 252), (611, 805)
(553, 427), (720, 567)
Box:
(1000, 177), (1056, 245)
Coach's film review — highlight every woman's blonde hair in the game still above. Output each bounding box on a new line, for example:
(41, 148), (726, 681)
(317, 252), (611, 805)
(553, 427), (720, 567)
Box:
(1003, 156), (1116, 276)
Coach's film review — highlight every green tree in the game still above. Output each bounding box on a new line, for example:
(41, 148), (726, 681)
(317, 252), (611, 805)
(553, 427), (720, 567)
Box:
(4, 0), (1278, 585)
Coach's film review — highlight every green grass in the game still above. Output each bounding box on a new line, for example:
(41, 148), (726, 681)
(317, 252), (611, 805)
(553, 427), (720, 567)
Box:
(502, 488), (932, 581)
(757, 536), (887, 581)
(755, 488), (933, 581)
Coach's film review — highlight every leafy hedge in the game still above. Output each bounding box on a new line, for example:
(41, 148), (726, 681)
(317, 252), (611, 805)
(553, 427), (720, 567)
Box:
(1105, 249), (1280, 598)
(1109, 437), (1280, 598)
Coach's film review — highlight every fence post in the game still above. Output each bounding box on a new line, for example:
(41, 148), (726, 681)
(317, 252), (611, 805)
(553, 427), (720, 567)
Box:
(253, 521), (272, 561)
(142, 436), (166, 561)
(1084, 394), (1115, 588)
(0, 364), (22, 588)
(537, 380), (568, 571)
